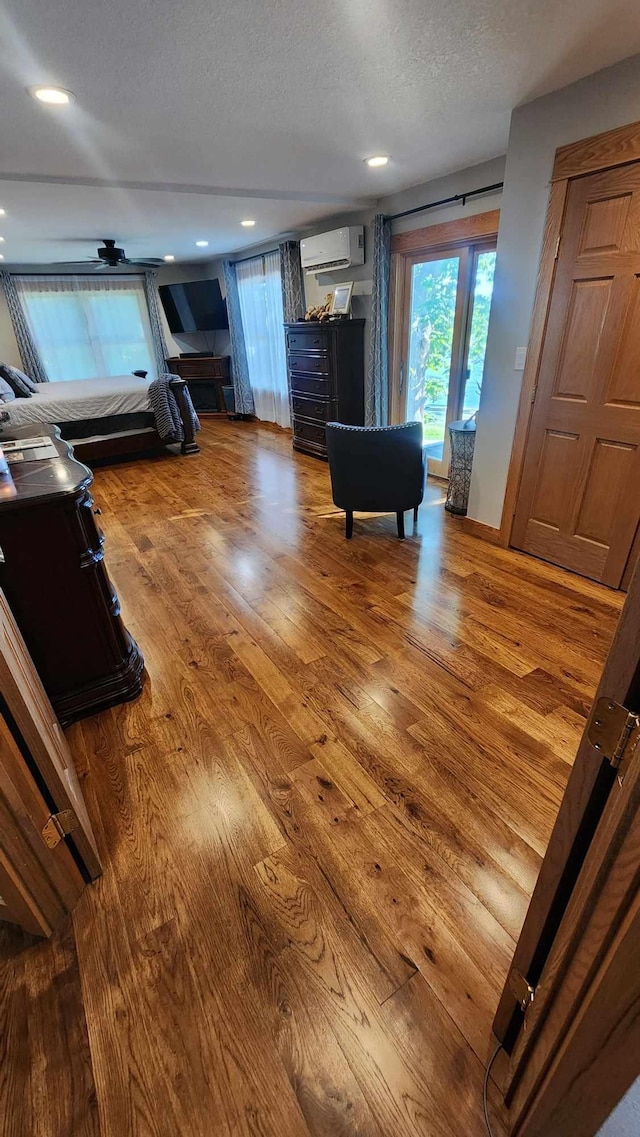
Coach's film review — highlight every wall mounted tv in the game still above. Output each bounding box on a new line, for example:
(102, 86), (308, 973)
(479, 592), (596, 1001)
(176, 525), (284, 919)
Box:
(159, 279), (229, 333)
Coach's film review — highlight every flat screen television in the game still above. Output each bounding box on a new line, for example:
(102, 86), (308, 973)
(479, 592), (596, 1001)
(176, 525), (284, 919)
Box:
(159, 279), (229, 333)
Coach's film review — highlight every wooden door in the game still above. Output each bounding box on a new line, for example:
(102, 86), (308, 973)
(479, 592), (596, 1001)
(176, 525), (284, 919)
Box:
(504, 679), (640, 1136)
(0, 711), (87, 936)
(0, 590), (100, 879)
(493, 557), (640, 1117)
(512, 162), (640, 586)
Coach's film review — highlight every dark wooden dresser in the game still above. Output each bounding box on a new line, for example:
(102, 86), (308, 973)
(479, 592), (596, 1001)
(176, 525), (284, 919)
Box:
(0, 425), (144, 726)
(166, 354), (231, 413)
(285, 320), (365, 458)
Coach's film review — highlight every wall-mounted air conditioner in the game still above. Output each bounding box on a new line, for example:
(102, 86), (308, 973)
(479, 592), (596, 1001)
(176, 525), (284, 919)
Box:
(300, 226), (365, 275)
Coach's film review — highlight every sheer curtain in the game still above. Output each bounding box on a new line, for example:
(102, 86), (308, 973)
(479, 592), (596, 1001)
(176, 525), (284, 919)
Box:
(236, 250), (290, 428)
(14, 274), (156, 382)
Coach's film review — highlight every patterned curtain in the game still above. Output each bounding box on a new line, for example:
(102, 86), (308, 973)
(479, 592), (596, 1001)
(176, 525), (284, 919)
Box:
(223, 260), (254, 414)
(143, 271), (170, 376)
(0, 271), (49, 382)
(279, 241), (305, 322)
(365, 213), (392, 425)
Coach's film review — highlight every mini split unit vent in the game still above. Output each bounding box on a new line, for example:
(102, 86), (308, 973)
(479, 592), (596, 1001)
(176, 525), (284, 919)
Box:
(300, 225), (365, 275)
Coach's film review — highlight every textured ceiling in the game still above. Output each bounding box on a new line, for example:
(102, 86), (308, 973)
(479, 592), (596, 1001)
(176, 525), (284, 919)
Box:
(1, 0), (640, 262)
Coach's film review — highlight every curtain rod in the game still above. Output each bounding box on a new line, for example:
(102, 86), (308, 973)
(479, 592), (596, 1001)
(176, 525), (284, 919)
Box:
(229, 247), (279, 267)
(384, 181), (504, 223)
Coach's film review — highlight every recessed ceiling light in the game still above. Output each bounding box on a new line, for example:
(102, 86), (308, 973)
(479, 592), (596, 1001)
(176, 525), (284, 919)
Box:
(30, 86), (75, 105)
(0, 237), (5, 243)
(195, 240), (209, 247)
(366, 155), (389, 168)
(0, 255), (4, 261)
(0, 209), (5, 217)
(163, 254), (175, 262)
(241, 219), (256, 227)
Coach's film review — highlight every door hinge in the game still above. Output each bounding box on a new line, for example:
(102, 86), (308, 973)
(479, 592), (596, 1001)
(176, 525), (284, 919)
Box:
(509, 968), (536, 1014)
(530, 384), (538, 404)
(554, 235), (561, 259)
(588, 697), (640, 785)
(42, 809), (78, 849)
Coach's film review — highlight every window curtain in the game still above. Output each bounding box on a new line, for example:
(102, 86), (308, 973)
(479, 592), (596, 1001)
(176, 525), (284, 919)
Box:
(236, 250), (290, 429)
(0, 270), (49, 382)
(13, 274), (157, 382)
(143, 271), (170, 375)
(279, 241), (305, 322)
(366, 213), (392, 426)
(223, 260), (254, 415)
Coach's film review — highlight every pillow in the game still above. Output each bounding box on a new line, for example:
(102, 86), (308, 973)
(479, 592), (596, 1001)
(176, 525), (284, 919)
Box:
(0, 363), (35, 398)
(0, 377), (15, 402)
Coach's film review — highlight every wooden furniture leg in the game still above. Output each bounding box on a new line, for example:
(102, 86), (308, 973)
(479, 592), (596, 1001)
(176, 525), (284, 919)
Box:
(345, 511), (354, 539)
(397, 511), (405, 539)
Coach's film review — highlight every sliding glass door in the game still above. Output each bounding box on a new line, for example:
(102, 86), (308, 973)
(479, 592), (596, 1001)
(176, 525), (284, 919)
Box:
(397, 241), (496, 477)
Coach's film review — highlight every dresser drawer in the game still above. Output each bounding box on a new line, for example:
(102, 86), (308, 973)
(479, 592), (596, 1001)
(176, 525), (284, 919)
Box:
(288, 352), (330, 375)
(291, 393), (333, 422)
(293, 417), (327, 450)
(287, 328), (330, 352)
(289, 371), (332, 398)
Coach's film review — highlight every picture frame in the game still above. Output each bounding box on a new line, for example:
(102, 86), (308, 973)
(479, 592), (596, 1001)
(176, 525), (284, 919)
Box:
(330, 281), (354, 316)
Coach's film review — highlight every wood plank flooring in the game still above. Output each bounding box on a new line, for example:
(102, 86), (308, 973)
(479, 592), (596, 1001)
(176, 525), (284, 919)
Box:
(0, 419), (624, 1137)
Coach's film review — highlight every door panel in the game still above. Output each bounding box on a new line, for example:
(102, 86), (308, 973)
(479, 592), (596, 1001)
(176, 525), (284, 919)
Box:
(493, 557), (640, 1051)
(513, 163), (640, 586)
(0, 590), (100, 878)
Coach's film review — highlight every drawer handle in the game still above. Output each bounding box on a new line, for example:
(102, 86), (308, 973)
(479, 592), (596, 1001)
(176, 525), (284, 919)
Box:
(93, 507), (102, 516)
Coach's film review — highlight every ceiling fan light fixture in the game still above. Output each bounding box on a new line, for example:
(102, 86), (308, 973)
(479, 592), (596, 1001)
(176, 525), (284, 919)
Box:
(163, 255), (175, 262)
(30, 86), (75, 106)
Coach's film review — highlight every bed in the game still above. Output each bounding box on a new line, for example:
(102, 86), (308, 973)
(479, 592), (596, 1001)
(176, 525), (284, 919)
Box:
(1, 374), (199, 463)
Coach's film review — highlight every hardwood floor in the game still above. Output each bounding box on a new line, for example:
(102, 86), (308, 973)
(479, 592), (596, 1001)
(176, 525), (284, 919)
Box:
(0, 419), (624, 1137)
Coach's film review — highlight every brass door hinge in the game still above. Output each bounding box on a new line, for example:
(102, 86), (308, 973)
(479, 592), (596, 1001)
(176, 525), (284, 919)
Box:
(588, 697), (640, 785)
(42, 809), (78, 849)
(509, 969), (535, 1014)
(554, 235), (561, 259)
(530, 384), (537, 404)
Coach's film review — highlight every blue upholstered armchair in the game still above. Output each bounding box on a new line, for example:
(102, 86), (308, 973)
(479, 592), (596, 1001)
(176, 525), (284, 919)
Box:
(325, 421), (426, 539)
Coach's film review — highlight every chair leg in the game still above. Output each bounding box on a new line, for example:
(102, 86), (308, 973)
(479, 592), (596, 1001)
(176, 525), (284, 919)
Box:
(345, 511), (354, 539)
(396, 511), (405, 539)
(413, 505), (419, 525)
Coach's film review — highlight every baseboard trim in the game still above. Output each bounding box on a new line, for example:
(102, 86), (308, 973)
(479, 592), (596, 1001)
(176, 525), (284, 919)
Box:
(461, 516), (504, 546)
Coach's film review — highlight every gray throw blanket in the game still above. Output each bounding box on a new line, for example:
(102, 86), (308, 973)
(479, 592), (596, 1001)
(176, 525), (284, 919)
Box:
(148, 372), (200, 444)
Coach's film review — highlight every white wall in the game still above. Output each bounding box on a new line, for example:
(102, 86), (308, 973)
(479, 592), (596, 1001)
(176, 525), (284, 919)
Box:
(468, 52), (640, 530)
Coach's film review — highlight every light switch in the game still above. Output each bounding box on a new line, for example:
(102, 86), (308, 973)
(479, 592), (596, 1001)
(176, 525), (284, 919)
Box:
(514, 346), (527, 370)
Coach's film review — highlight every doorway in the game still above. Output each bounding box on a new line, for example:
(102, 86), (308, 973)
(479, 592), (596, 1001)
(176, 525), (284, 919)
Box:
(390, 217), (498, 478)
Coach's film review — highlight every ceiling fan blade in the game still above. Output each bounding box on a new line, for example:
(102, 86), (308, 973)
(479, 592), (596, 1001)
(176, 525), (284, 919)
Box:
(49, 259), (103, 265)
(129, 258), (164, 267)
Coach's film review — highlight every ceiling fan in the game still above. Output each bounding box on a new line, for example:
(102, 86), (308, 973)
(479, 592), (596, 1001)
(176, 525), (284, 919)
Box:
(54, 238), (164, 269)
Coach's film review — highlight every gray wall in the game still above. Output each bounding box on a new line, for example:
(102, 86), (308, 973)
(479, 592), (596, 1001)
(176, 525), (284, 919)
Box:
(468, 52), (640, 529)
(598, 1078), (640, 1136)
(379, 156), (505, 236)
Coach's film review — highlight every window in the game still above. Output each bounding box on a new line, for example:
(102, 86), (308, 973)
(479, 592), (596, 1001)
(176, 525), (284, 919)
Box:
(394, 238), (497, 477)
(236, 251), (290, 428)
(15, 275), (156, 382)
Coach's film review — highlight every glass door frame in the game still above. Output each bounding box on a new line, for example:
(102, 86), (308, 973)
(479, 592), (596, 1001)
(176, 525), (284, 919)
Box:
(388, 218), (499, 480)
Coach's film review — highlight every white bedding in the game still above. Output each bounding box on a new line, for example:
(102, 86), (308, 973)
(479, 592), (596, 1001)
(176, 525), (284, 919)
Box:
(3, 375), (152, 428)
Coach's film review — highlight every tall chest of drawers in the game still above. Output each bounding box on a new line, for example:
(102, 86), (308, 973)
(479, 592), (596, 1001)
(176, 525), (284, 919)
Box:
(285, 319), (365, 459)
